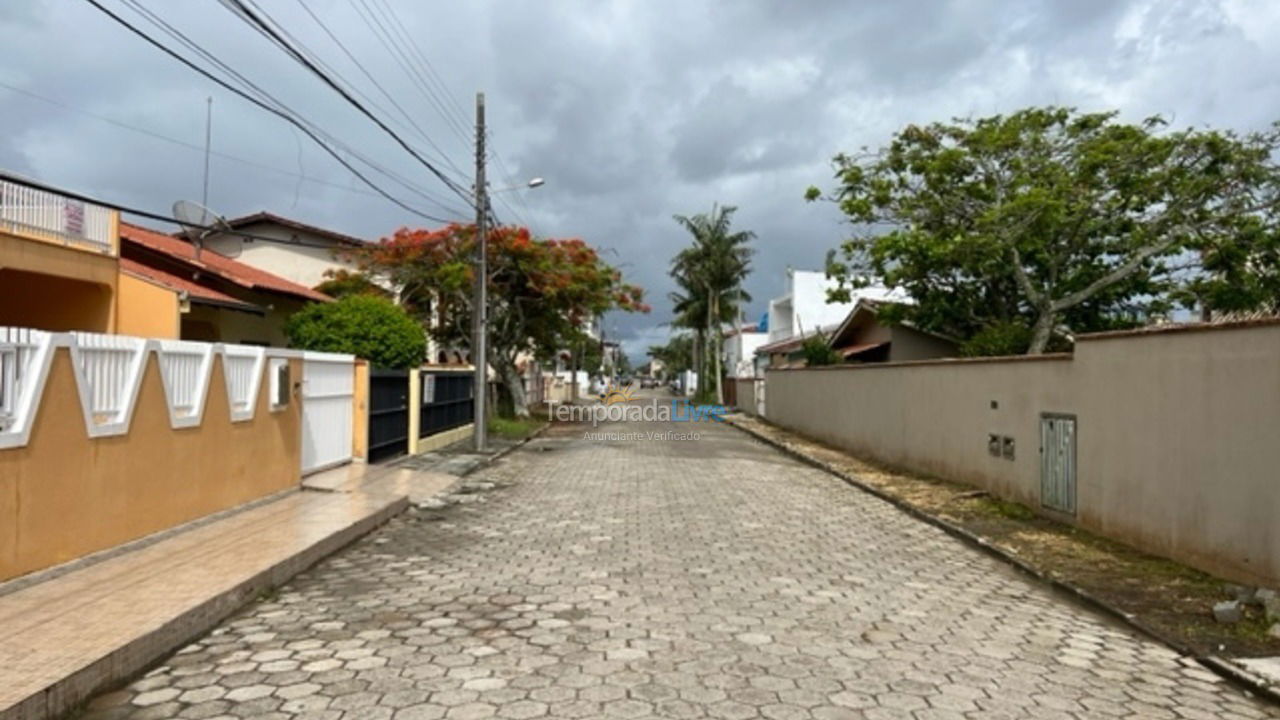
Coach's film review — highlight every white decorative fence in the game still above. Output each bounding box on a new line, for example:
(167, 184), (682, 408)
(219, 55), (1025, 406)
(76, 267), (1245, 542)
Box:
(70, 333), (148, 437)
(157, 340), (215, 428)
(0, 327), (54, 448)
(221, 346), (266, 422)
(0, 177), (115, 254)
(0, 328), (305, 449)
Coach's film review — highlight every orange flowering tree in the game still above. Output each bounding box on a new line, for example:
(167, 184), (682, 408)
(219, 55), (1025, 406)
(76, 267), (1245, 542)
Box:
(357, 224), (647, 417)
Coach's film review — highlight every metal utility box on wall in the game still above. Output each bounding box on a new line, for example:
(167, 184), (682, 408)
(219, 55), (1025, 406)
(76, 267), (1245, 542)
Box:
(1040, 414), (1077, 515)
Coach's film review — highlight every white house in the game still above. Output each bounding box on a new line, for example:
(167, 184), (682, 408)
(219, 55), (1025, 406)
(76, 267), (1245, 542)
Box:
(766, 269), (903, 344)
(201, 212), (367, 290)
(723, 323), (768, 378)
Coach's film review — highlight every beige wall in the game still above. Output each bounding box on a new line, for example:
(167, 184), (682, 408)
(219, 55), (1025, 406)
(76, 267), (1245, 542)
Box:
(765, 323), (1280, 586)
(736, 377), (759, 416)
(204, 231), (354, 289)
(0, 349), (301, 582)
(116, 273), (180, 338)
(887, 326), (958, 362)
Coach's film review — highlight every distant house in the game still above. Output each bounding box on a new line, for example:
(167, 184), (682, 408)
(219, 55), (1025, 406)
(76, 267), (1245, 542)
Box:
(201, 211), (367, 290)
(756, 323), (842, 370)
(766, 269), (904, 345)
(825, 299), (958, 363)
(723, 323), (768, 378)
(121, 223), (330, 346)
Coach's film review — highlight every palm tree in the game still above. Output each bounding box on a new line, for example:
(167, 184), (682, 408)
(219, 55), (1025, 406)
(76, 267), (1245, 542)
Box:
(670, 204), (755, 403)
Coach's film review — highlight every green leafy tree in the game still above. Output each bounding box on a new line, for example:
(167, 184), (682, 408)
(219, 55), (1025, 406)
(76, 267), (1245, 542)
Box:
(809, 107), (1280, 354)
(648, 333), (694, 375)
(313, 269), (393, 300)
(800, 332), (842, 366)
(670, 204), (755, 401)
(285, 295), (425, 369)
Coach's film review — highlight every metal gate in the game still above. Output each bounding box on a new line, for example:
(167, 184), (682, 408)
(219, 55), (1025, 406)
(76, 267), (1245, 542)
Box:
(1040, 414), (1077, 514)
(420, 370), (474, 439)
(301, 351), (355, 475)
(368, 368), (409, 463)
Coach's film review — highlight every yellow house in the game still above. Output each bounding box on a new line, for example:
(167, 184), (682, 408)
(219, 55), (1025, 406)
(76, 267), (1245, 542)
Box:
(0, 175), (330, 342)
(0, 177), (121, 332)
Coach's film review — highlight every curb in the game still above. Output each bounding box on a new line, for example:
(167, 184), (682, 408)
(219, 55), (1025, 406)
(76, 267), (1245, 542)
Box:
(722, 414), (1280, 707)
(460, 422), (551, 476)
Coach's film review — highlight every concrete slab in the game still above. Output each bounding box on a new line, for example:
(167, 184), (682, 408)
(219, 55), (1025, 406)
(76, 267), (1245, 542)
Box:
(0, 475), (411, 720)
(1238, 657), (1280, 687)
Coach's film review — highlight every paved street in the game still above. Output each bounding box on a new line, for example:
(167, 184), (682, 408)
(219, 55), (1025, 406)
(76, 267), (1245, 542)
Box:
(85, 413), (1279, 720)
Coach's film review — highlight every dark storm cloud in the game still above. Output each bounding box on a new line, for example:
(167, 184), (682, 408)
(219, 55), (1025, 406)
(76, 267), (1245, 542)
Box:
(3, 0), (1280, 359)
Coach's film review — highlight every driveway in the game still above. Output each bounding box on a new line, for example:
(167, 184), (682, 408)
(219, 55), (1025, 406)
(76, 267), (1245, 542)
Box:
(84, 412), (1279, 719)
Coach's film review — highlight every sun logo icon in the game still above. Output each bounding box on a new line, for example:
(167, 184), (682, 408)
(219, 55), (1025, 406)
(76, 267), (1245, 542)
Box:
(598, 381), (636, 405)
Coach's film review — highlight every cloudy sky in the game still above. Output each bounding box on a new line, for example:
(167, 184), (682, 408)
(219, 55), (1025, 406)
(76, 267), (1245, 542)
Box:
(3, 0), (1280, 358)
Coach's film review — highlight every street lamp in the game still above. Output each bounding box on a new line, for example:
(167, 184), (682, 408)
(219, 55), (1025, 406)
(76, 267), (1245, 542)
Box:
(472, 162), (546, 452)
(490, 177), (545, 193)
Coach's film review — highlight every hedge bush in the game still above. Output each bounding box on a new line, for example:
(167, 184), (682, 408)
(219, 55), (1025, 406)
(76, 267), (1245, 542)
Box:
(285, 295), (425, 369)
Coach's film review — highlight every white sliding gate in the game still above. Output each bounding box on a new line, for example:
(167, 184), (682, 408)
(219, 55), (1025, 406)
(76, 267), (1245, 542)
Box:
(301, 351), (355, 475)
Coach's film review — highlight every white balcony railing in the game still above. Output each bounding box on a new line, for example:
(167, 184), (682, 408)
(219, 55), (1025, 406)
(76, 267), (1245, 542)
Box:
(0, 177), (115, 255)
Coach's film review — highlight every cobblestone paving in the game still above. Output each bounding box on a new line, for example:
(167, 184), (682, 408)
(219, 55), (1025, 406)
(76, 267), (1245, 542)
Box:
(84, 418), (1280, 719)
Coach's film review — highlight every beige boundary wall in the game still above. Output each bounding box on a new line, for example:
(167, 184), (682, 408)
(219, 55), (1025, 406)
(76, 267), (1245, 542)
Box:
(765, 321), (1280, 587)
(735, 377), (762, 417)
(0, 337), (302, 582)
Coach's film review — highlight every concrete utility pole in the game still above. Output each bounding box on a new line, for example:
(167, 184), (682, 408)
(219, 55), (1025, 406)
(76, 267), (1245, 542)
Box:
(472, 92), (488, 452)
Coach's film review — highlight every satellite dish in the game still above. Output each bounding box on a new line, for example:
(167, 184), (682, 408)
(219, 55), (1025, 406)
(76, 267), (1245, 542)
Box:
(172, 200), (232, 259)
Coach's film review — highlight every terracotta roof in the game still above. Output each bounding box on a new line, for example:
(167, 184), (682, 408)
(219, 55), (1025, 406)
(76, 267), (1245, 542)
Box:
(224, 211), (367, 247)
(120, 222), (331, 303)
(757, 323), (841, 354)
(120, 258), (261, 312)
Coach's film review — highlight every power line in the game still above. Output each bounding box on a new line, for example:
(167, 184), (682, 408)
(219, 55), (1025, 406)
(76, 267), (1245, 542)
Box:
(347, 0), (471, 152)
(217, 0), (474, 207)
(93, 0), (467, 221)
(0, 80), (428, 203)
(287, 0), (468, 179)
(375, 0), (472, 135)
(345, 3), (539, 235)
(0, 170), (367, 250)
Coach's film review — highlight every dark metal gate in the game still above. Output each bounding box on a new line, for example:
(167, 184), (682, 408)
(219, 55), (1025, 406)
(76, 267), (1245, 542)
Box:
(420, 370), (474, 439)
(368, 368), (409, 463)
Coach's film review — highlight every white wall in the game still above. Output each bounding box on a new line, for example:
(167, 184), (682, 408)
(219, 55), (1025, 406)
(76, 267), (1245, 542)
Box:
(767, 270), (907, 344)
(204, 228), (357, 290)
(725, 330), (768, 378)
(789, 270), (853, 337)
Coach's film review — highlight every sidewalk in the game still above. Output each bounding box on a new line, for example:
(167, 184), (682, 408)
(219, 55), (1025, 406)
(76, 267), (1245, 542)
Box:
(0, 463), (452, 720)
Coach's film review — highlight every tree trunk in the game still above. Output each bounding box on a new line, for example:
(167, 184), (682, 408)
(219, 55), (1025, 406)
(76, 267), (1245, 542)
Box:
(1028, 309), (1056, 354)
(493, 356), (531, 418)
(696, 327), (706, 394)
(712, 292), (724, 405)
